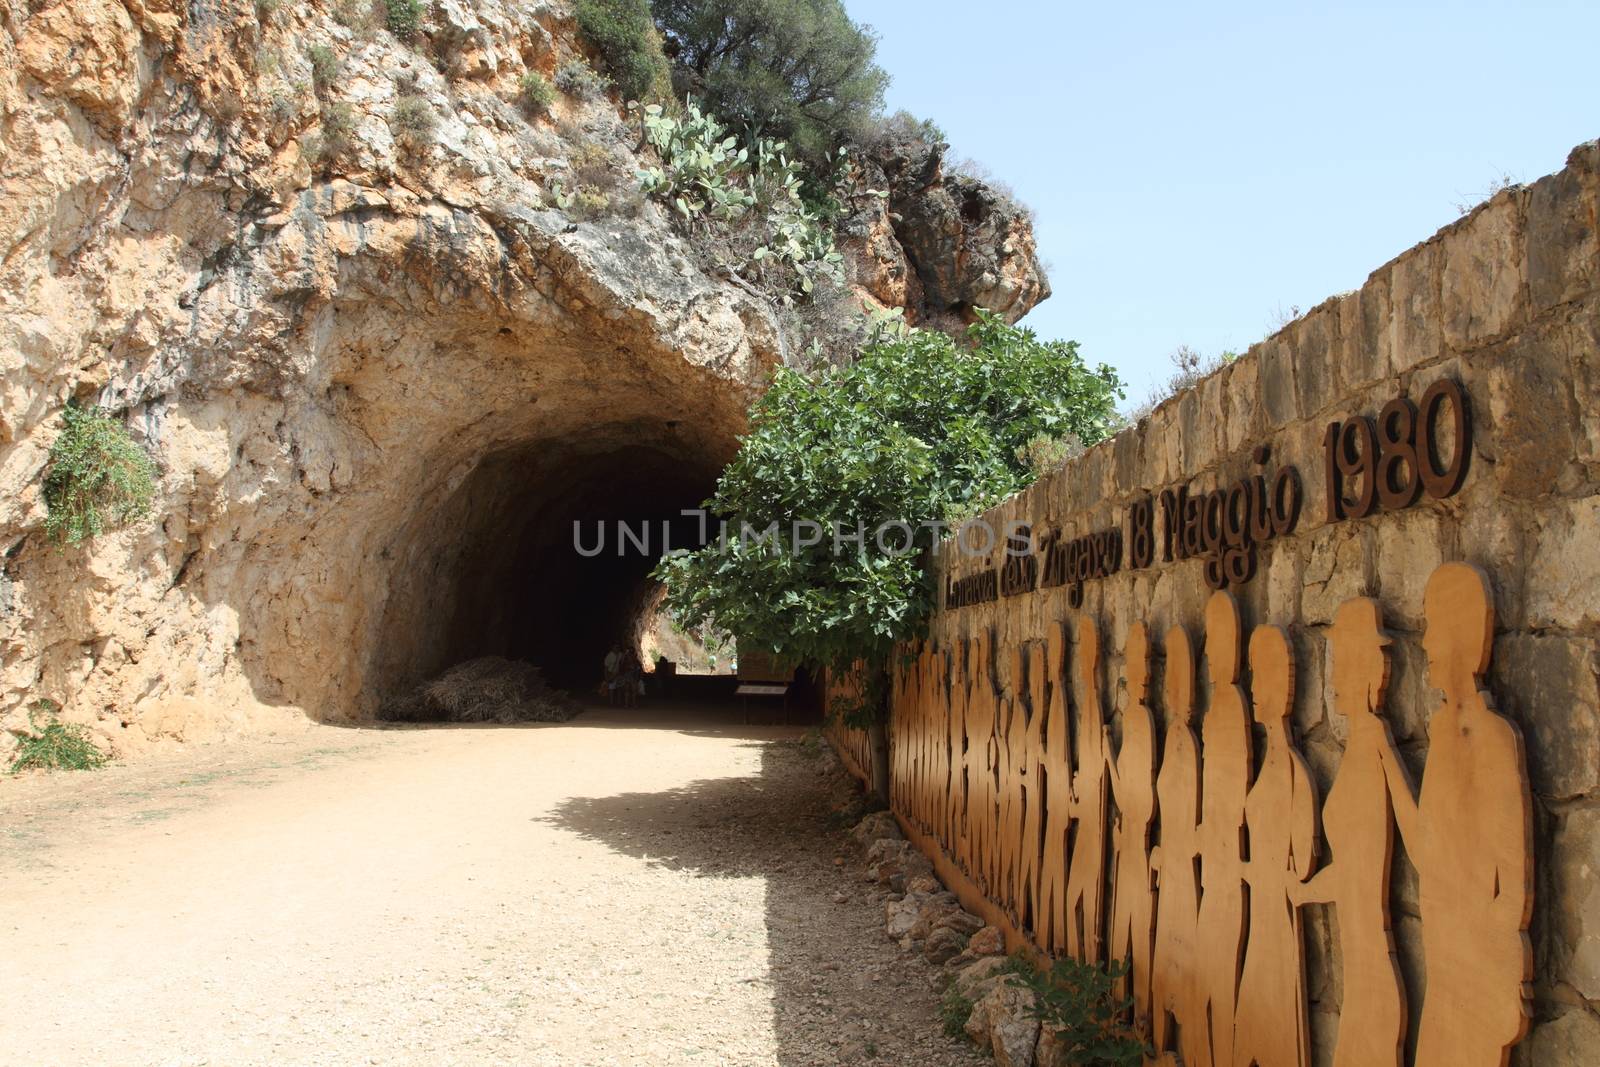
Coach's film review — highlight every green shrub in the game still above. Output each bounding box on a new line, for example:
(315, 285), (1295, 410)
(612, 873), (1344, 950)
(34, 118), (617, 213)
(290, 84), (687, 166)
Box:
(307, 102), (358, 170)
(655, 0), (889, 165)
(384, 0), (422, 39)
(1015, 431), (1085, 476)
(254, 0), (281, 25)
(42, 402), (156, 546)
(574, 0), (673, 103)
(868, 109), (946, 149)
(519, 71), (557, 116)
(940, 987), (974, 1039)
(1003, 955), (1147, 1067)
(554, 59), (610, 100)
(8, 700), (109, 774)
(307, 44), (340, 93)
(389, 92), (436, 153)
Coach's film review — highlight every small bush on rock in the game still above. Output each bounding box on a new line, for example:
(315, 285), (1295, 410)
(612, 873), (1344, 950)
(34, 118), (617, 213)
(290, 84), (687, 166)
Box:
(384, 0), (422, 39)
(1003, 955), (1147, 1067)
(307, 44), (340, 93)
(519, 71), (557, 116)
(389, 92), (436, 154)
(42, 402), (156, 546)
(307, 102), (358, 171)
(554, 59), (610, 100)
(940, 987), (975, 1038)
(333, 0), (381, 36)
(8, 700), (109, 774)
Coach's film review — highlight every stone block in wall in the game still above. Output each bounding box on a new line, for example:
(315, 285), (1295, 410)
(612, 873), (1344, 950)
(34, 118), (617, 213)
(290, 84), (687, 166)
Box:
(1547, 805), (1600, 1001)
(1374, 509), (1448, 631)
(1257, 335), (1299, 427)
(1113, 427), (1141, 495)
(1442, 192), (1526, 350)
(1265, 540), (1301, 622)
(1472, 326), (1582, 498)
(1302, 902), (1342, 1009)
(1384, 634), (1433, 748)
(1458, 496), (1529, 630)
(1391, 242), (1442, 372)
(1524, 157), (1598, 314)
(1494, 634), (1600, 802)
(1528, 497), (1600, 631)
(1301, 523), (1372, 625)
(1519, 1008), (1600, 1067)
(1335, 284), (1391, 392)
(1563, 303), (1600, 476)
(1224, 353), (1261, 454)
(1292, 299), (1340, 419)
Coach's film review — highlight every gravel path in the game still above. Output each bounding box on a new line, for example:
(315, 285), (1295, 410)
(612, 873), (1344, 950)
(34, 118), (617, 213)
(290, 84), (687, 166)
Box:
(0, 704), (986, 1066)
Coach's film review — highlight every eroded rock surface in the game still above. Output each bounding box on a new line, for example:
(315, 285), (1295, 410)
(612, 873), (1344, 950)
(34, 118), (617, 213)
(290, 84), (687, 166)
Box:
(0, 0), (1048, 758)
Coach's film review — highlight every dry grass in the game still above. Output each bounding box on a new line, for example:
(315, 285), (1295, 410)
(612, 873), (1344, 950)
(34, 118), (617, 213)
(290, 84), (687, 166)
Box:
(382, 657), (579, 724)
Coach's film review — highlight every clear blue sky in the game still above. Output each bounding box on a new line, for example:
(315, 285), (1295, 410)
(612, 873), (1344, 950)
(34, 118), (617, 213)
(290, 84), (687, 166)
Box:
(847, 0), (1600, 406)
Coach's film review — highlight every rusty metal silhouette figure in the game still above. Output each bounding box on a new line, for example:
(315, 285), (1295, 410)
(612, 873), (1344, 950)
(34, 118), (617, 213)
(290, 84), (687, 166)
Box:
(1150, 624), (1208, 1067)
(1381, 563), (1533, 1067)
(1295, 597), (1407, 1067)
(1233, 624), (1319, 1067)
(1106, 621), (1158, 1033)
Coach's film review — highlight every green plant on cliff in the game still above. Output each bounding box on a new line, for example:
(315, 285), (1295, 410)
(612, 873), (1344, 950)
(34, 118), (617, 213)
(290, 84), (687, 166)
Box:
(575, 0), (673, 103)
(518, 71), (557, 117)
(654, 0), (889, 166)
(8, 700), (110, 774)
(384, 0), (422, 39)
(1002, 955), (1147, 1067)
(653, 313), (1121, 794)
(635, 99), (847, 296)
(306, 44), (340, 93)
(42, 402), (156, 546)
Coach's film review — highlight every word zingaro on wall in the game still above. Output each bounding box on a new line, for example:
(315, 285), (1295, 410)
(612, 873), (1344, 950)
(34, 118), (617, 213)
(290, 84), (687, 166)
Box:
(897, 565), (1532, 1067)
(944, 379), (1474, 610)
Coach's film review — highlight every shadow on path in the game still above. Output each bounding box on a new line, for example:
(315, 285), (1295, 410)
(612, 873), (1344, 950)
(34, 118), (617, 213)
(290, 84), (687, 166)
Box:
(542, 739), (987, 1067)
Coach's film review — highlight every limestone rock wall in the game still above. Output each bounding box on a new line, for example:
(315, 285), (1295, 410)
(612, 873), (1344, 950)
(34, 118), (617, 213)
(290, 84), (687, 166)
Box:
(831, 139), (1600, 1063)
(0, 0), (1047, 758)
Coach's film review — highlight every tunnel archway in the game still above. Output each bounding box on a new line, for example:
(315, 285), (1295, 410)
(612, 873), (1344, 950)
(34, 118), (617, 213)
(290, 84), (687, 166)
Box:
(367, 425), (724, 708)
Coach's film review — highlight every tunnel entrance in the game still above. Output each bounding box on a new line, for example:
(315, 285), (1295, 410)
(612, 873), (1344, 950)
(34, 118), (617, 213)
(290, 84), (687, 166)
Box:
(369, 429), (723, 710)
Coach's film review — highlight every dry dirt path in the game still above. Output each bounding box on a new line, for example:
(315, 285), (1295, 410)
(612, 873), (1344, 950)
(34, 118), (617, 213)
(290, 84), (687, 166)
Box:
(0, 704), (986, 1067)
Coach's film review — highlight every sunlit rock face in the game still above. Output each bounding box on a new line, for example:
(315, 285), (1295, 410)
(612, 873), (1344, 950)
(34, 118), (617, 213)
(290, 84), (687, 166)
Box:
(0, 0), (1048, 757)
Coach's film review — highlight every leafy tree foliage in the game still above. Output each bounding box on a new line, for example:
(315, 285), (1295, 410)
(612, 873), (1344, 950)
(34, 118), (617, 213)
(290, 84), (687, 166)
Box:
(654, 313), (1122, 691)
(576, 0), (674, 103)
(653, 0), (889, 164)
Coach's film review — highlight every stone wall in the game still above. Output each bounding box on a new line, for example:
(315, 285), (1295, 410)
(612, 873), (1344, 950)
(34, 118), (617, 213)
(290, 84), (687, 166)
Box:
(829, 139), (1600, 1065)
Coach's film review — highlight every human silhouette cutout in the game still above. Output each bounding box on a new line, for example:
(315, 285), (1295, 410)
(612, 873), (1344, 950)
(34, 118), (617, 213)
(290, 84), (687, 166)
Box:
(1038, 621), (1075, 955)
(1150, 624), (1208, 1067)
(1106, 622), (1158, 1032)
(1294, 597), (1407, 1067)
(1233, 625), (1319, 1067)
(1380, 563), (1532, 1067)
(1064, 613), (1110, 962)
(1197, 591), (1252, 1067)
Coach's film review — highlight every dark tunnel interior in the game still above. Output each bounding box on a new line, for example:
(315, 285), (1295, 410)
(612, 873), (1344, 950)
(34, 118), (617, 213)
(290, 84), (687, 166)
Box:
(378, 437), (724, 703)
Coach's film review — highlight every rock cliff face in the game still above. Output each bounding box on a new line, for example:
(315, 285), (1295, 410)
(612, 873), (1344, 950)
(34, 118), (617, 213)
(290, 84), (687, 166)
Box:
(0, 0), (1048, 757)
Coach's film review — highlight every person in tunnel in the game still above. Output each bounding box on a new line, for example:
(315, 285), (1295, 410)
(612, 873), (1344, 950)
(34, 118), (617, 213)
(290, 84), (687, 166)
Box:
(603, 644), (641, 708)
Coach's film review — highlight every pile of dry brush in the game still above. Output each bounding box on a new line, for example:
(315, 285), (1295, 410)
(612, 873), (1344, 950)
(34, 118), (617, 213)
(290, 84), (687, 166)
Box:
(380, 657), (580, 724)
